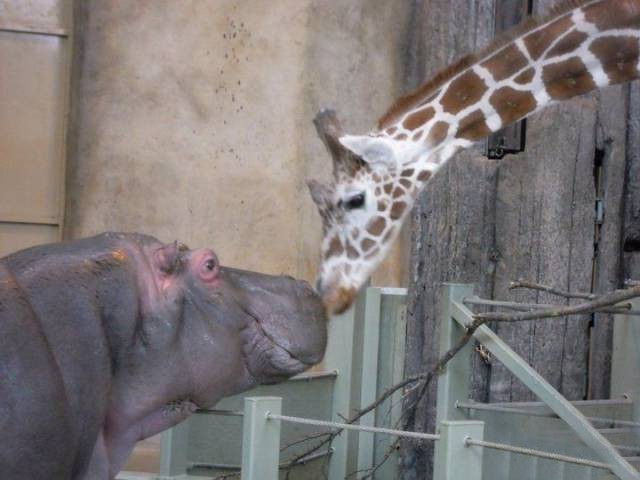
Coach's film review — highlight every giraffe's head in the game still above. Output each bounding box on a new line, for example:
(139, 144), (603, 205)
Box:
(308, 110), (433, 314)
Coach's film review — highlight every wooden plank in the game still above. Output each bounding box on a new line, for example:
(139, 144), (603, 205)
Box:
(623, 81), (640, 282)
(401, 1), (497, 477)
(489, 91), (596, 402)
(589, 84), (630, 399)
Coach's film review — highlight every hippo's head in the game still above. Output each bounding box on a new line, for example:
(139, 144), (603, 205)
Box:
(134, 240), (328, 408)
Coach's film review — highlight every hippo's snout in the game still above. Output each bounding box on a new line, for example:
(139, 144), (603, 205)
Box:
(222, 268), (328, 382)
(282, 278), (327, 365)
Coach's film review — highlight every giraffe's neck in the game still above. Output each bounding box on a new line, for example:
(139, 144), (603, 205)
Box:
(373, 0), (640, 180)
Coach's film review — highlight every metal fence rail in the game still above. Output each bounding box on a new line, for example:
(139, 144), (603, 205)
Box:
(437, 283), (640, 480)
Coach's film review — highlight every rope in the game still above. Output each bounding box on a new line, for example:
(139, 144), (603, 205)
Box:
(266, 413), (440, 441)
(266, 411), (615, 470)
(465, 438), (611, 470)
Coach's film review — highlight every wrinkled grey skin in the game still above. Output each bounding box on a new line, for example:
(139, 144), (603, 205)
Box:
(0, 232), (327, 479)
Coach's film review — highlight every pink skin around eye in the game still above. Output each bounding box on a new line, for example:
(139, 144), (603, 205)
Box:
(190, 249), (220, 286)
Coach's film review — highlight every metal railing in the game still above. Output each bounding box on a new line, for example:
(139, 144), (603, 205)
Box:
(138, 284), (639, 480)
(435, 283), (640, 480)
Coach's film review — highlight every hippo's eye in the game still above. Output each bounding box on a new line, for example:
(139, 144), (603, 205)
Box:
(205, 259), (216, 271)
(344, 193), (366, 211)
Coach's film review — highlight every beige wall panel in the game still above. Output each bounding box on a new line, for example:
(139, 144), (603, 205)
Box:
(0, 32), (66, 222)
(66, 1), (411, 283)
(0, 0), (68, 30)
(0, 223), (58, 257)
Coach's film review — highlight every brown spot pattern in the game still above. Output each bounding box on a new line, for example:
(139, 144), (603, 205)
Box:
(523, 15), (573, 60)
(546, 30), (588, 58)
(377, 200), (388, 212)
(426, 121), (450, 147)
(361, 238), (376, 252)
(489, 87), (537, 126)
(399, 179), (412, 189)
(481, 43), (528, 81)
(542, 57), (595, 100)
(375, 187), (381, 196)
(390, 201), (407, 220)
(417, 170), (432, 182)
(364, 247), (380, 260)
(382, 226), (396, 243)
(514, 67), (535, 85)
(440, 70), (488, 115)
(385, 126), (397, 135)
(346, 242), (359, 259)
(325, 235), (343, 259)
(392, 187), (405, 199)
(394, 133), (408, 141)
(590, 36), (640, 84)
(402, 107), (436, 130)
(584, 0), (640, 30)
(401, 168), (415, 177)
(412, 131), (423, 142)
(455, 109), (492, 141)
(366, 217), (387, 236)
(383, 183), (393, 194)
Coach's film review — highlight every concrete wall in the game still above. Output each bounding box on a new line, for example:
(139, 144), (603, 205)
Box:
(65, 0), (412, 285)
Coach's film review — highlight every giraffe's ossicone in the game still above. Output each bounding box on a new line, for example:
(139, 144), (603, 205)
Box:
(308, 0), (640, 314)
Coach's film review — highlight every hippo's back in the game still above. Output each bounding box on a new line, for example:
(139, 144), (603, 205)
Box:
(0, 233), (158, 479)
(0, 260), (76, 478)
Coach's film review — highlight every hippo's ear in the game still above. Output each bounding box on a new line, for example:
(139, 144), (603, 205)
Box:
(154, 241), (180, 274)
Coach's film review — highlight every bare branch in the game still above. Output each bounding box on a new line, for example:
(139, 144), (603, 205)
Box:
(475, 285), (640, 322)
(509, 280), (596, 299)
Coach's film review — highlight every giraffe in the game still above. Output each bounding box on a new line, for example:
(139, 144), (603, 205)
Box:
(307, 0), (640, 314)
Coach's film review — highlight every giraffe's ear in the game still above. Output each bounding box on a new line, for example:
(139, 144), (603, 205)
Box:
(339, 135), (395, 170)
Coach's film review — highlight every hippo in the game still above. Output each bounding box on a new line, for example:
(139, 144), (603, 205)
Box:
(0, 232), (327, 479)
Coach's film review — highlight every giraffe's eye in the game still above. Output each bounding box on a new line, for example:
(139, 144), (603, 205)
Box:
(344, 193), (366, 211)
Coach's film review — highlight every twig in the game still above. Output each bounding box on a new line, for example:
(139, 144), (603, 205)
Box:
(475, 285), (640, 322)
(509, 280), (596, 299)
(280, 430), (331, 453)
(464, 297), (634, 314)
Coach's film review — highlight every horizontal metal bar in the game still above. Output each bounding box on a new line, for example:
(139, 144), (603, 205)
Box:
(289, 369), (338, 381)
(377, 287), (408, 296)
(0, 22), (68, 37)
(457, 401), (640, 427)
(464, 296), (640, 315)
(267, 413), (440, 441)
(465, 437), (611, 470)
(488, 398), (634, 409)
(188, 448), (333, 471)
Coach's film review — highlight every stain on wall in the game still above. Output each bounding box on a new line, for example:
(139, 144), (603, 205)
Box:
(65, 0), (412, 284)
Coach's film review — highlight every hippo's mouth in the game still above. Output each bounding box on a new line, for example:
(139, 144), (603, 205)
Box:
(240, 310), (312, 384)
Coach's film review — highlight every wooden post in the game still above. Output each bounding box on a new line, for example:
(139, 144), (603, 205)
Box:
(241, 397), (282, 480)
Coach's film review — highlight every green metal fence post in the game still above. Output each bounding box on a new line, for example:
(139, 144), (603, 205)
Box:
(159, 418), (189, 476)
(433, 284), (475, 480)
(435, 421), (485, 480)
(241, 397), (282, 480)
(436, 283), (475, 424)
